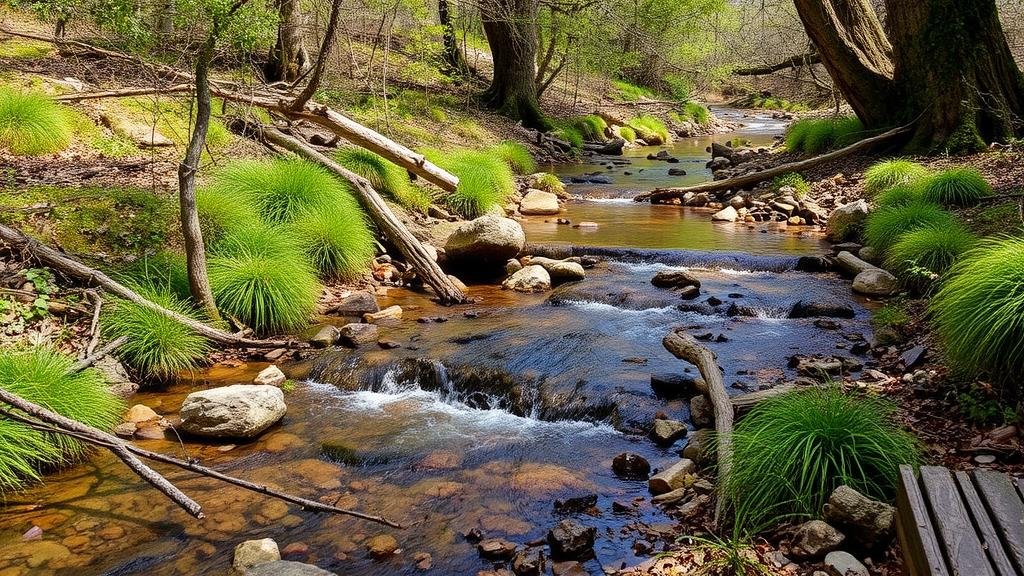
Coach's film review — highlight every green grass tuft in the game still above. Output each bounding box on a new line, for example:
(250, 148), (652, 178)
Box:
(121, 251), (191, 302)
(617, 125), (636, 142)
(208, 224), (322, 333)
(566, 115), (608, 142)
(531, 172), (565, 196)
(930, 237), (1024, 393)
(611, 80), (654, 102)
(785, 116), (863, 154)
(288, 199), (376, 278)
(885, 223), (976, 279)
(196, 186), (263, 243)
(771, 173), (810, 199)
(874, 184), (925, 208)
(726, 387), (921, 534)
(920, 167), (992, 206)
(627, 115), (670, 144)
(863, 200), (956, 252)
(334, 148), (430, 212)
(211, 158), (349, 224)
(863, 159), (930, 198)
(553, 125), (583, 150)
(0, 87), (73, 156)
(490, 140), (537, 175)
(683, 102), (712, 126)
(426, 148), (516, 219)
(0, 347), (124, 493)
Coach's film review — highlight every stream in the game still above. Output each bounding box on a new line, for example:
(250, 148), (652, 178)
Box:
(0, 110), (873, 575)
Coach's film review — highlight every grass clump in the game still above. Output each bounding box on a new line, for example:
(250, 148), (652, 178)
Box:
(886, 223), (976, 279)
(567, 115), (608, 142)
(208, 224), (322, 333)
(874, 184), (924, 208)
(530, 172), (565, 196)
(726, 387), (920, 533)
(771, 173), (809, 199)
(683, 102), (712, 126)
(863, 159), (930, 197)
(122, 252), (191, 302)
(920, 167), (992, 206)
(930, 237), (1024, 393)
(552, 124), (584, 150)
(863, 200), (956, 252)
(617, 125), (636, 142)
(611, 80), (654, 102)
(0, 347), (124, 493)
(0, 87), (73, 156)
(334, 148), (430, 212)
(211, 158), (345, 223)
(195, 187), (262, 243)
(289, 200), (376, 278)
(785, 116), (863, 154)
(427, 148), (516, 219)
(490, 140), (537, 175)
(627, 115), (671, 145)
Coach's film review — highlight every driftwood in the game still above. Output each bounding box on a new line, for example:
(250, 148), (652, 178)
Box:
(0, 223), (299, 349)
(231, 120), (468, 305)
(663, 329), (733, 528)
(70, 335), (128, 373)
(53, 84), (192, 101)
(691, 379), (798, 417)
(733, 53), (822, 76)
(0, 388), (401, 527)
(634, 124), (913, 202)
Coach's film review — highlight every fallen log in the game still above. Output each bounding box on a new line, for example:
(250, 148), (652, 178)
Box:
(663, 329), (732, 528)
(583, 138), (626, 155)
(70, 335), (128, 373)
(691, 379), (799, 417)
(634, 124), (913, 202)
(230, 119), (467, 305)
(0, 223), (298, 349)
(733, 53), (821, 76)
(53, 84), (192, 101)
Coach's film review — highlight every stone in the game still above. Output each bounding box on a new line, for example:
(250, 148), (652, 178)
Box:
(478, 538), (517, 560)
(332, 292), (379, 316)
(125, 404), (159, 424)
(689, 395), (713, 428)
(612, 452), (651, 479)
(364, 305), (403, 324)
(791, 520), (845, 558)
(233, 538), (280, 571)
(712, 205), (738, 222)
(547, 519), (595, 558)
(100, 112), (174, 147)
(365, 533), (399, 558)
(651, 270), (701, 290)
(648, 459), (696, 495)
(852, 268), (898, 296)
(114, 422), (137, 437)
(650, 419), (688, 446)
(523, 256), (586, 284)
(682, 428), (715, 465)
(901, 345), (926, 369)
(445, 216), (527, 271)
(253, 365), (286, 387)
(650, 373), (701, 399)
(553, 494), (598, 514)
(412, 551), (432, 570)
(827, 200), (870, 241)
(678, 494), (711, 518)
(503, 265), (551, 293)
(668, 167), (687, 176)
(178, 385), (286, 438)
(520, 189), (561, 215)
(94, 356), (138, 398)
(339, 323), (379, 347)
(789, 300), (856, 319)
(511, 547), (545, 576)
(858, 246), (880, 264)
(823, 485), (895, 548)
(506, 258), (524, 276)
(824, 551), (868, 576)
(246, 561), (337, 576)
(679, 285), (700, 300)
(551, 561), (588, 576)
(309, 325), (340, 348)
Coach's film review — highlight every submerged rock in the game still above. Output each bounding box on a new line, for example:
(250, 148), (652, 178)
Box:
(520, 189), (561, 215)
(179, 385), (286, 438)
(789, 300), (855, 319)
(547, 519), (595, 559)
(246, 561), (337, 576)
(612, 452), (650, 480)
(478, 538), (518, 560)
(651, 270), (701, 290)
(309, 325), (340, 348)
(365, 534), (399, 558)
(233, 538), (280, 571)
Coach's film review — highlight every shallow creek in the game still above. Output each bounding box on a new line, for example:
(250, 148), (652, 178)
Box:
(0, 110), (873, 575)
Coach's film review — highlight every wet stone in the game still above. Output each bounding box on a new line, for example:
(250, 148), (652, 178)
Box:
(511, 547), (545, 576)
(478, 538), (518, 560)
(365, 533), (399, 558)
(612, 453), (650, 480)
(650, 419), (688, 446)
(553, 494), (598, 514)
(547, 519), (596, 559)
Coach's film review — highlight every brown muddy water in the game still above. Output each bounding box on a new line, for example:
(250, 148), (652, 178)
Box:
(0, 111), (872, 575)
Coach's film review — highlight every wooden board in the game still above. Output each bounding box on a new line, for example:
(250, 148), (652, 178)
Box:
(974, 470), (1024, 574)
(897, 465), (951, 576)
(918, 466), (995, 576)
(954, 471), (1018, 576)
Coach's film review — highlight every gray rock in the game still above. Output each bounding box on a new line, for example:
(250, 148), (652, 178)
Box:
(179, 385), (286, 438)
(445, 216), (527, 270)
(525, 256), (586, 284)
(234, 538), (280, 571)
(827, 200), (870, 241)
(332, 292), (379, 316)
(612, 452), (650, 479)
(547, 519), (595, 558)
(520, 189), (561, 215)
(682, 428), (715, 465)
(823, 485), (896, 548)
(650, 419), (688, 446)
(94, 356), (138, 398)
(791, 520), (845, 558)
(253, 365), (286, 387)
(309, 325), (340, 348)
(478, 538), (517, 560)
(506, 258), (524, 276)
(858, 246), (880, 264)
(689, 395), (713, 428)
(651, 270), (701, 290)
(712, 205), (738, 222)
(511, 547), (545, 576)
(503, 265), (551, 293)
(852, 268), (898, 296)
(339, 323), (379, 347)
(824, 551), (868, 576)
(246, 561), (337, 576)
(708, 156), (731, 170)
(648, 458), (696, 495)
(650, 373), (701, 399)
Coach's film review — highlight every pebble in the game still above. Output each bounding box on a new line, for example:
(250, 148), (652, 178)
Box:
(974, 454), (997, 464)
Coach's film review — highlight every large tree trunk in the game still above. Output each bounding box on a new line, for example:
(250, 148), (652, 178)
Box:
(480, 0), (548, 129)
(265, 0), (309, 82)
(439, 0), (469, 76)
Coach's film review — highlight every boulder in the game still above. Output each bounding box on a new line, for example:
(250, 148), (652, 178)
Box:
(246, 561), (337, 576)
(650, 419), (688, 446)
(823, 485), (896, 548)
(100, 112), (174, 147)
(364, 305), (403, 324)
(648, 458), (696, 495)
(827, 200), (870, 241)
(852, 269), (898, 296)
(366, 533), (399, 558)
(339, 323), (379, 347)
(524, 256), (585, 284)
(791, 520), (845, 558)
(309, 325), (340, 348)
(511, 547), (545, 576)
(332, 292), (379, 316)
(233, 538), (280, 571)
(712, 205), (738, 222)
(125, 404), (159, 424)
(445, 216), (527, 271)
(506, 258), (524, 276)
(253, 365), (286, 387)
(503, 265), (551, 293)
(651, 270), (701, 290)
(789, 300), (856, 319)
(519, 189), (561, 215)
(650, 373), (701, 399)
(178, 385), (286, 438)
(824, 551), (868, 576)
(612, 452), (650, 479)
(478, 538), (517, 560)
(547, 519), (595, 559)
(682, 428), (715, 465)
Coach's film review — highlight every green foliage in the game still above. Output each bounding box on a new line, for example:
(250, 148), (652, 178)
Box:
(104, 288), (210, 380)
(956, 384), (1020, 426)
(785, 116), (863, 154)
(289, 200), (376, 278)
(553, 125), (584, 150)
(920, 168), (992, 206)
(930, 237), (1024, 392)
(0, 39), (53, 59)
(749, 95), (809, 112)
(683, 101), (711, 126)
(211, 158), (346, 224)
(427, 149), (516, 219)
(726, 387), (921, 533)
(687, 535), (772, 576)
(627, 115), (670, 144)
(490, 140), (537, 175)
(195, 187), (262, 243)
(783, 120), (813, 153)
(863, 159), (930, 198)
(611, 80), (654, 102)
(871, 302), (910, 333)
(771, 173), (809, 199)
(617, 125), (636, 142)
(0, 347), (124, 493)
(886, 223), (976, 279)
(122, 251), (191, 302)
(875, 184), (925, 208)
(531, 172), (565, 196)
(334, 148), (430, 212)
(208, 224), (321, 333)
(863, 201), (956, 252)
(0, 87), (73, 156)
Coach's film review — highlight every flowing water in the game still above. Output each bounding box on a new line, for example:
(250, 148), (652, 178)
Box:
(0, 110), (871, 575)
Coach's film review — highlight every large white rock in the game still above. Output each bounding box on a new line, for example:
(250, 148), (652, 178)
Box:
(827, 200), (870, 241)
(519, 189), (561, 215)
(444, 216), (526, 270)
(523, 256), (585, 284)
(502, 265), (551, 293)
(711, 205), (738, 222)
(233, 538), (280, 571)
(852, 268), (898, 296)
(179, 385), (286, 438)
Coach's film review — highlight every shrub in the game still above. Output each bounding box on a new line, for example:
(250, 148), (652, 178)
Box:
(104, 288), (210, 379)
(726, 387), (921, 533)
(211, 158), (347, 223)
(196, 187), (262, 243)
(0, 88), (73, 156)
(627, 115), (670, 144)
(208, 224), (322, 333)
(930, 237), (1024, 391)
(490, 140), (537, 175)
(617, 126), (636, 142)
(886, 223), (975, 279)
(334, 148), (430, 211)
(771, 173), (810, 199)
(863, 159), (930, 197)
(0, 347), (124, 493)
(683, 102), (712, 126)
(874, 184), (924, 208)
(427, 148), (516, 219)
(863, 200), (955, 252)
(920, 167), (992, 206)
(289, 199), (376, 277)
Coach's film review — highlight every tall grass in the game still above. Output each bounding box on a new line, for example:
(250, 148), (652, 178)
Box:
(0, 347), (124, 493)
(920, 168), (992, 206)
(863, 200), (956, 252)
(683, 102), (712, 126)
(726, 387), (920, 534)
(211, 158), (347, 223)
(863, 159), (930, 197)
(785, 116), (863, 154)
(627, 115), (670, 144)
(886, 223), (976, 279)
(931, 237), (1024, 392)
(426, 148), (516, 219)
(0, 88), (73, 156)
(122, 251), (191, 302)
(334, 148), (430, 211)
(875, 184), (925, 208)
(289, 200), (376, 277)
(617, 126), (637, 142)
(196, 187), (262, 243)
(490, 140), (537, 174)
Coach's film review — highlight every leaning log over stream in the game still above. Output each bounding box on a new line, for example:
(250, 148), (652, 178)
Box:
(634, 124), (912, 203)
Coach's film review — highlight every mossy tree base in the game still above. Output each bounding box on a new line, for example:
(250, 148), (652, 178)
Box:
(480, 0), (550, 131)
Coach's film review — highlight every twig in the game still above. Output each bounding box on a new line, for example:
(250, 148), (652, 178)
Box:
(85, 290), (102, 357)
(69, 335), (128, 373)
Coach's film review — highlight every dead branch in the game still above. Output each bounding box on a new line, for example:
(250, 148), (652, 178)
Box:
(70, 335), (128, 373)
(635, 124), (913, 202)
(53, 84), (192, 102)
(733, 52), (821, 76)
(0, 287), (91, 315)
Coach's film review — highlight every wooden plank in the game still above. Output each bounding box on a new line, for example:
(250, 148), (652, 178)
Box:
(918, 466), (995, 576)
(954, 471), (1018, 576)
(975, 470), (1024, 574)
(897, 465), (951, 576)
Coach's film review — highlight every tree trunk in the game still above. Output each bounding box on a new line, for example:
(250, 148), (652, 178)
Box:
(291, 0), (343, 110)
(439, 0), (469, 76)
(157, 0), (175, 36)
(265, 0), (309, 82)
(480, 0), (548, 129)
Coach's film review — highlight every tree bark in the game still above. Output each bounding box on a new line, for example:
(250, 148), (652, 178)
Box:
(480, 0), (548, 129)
(439, 0), (470, 76)
(265, 0), (309, 82)
(291, 0), (343, 110)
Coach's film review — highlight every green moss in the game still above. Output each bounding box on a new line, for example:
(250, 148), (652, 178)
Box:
(683, 102), (712, 126)
(611, 80), (654, 102)
(617, 126), (636, 142)
(0, 39), (54, 59)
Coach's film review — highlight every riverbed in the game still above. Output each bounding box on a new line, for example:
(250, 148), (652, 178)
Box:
(0, 111), (872, 575)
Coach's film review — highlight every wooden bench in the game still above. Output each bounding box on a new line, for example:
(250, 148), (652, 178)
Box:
(897, 465), (1024, 576)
